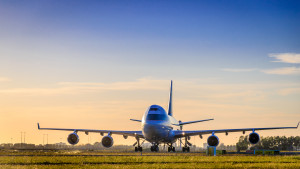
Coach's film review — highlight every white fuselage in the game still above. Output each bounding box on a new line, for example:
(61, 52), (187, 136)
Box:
(141, 105), (180, 144)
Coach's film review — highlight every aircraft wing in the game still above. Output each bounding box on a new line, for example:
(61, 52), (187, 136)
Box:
(37, 123), (144, 138)
(174, 122), (299, 138)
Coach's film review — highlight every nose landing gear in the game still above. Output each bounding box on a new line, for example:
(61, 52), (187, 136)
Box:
(150, 144), (159, 152)
(135, 146), (143, 152)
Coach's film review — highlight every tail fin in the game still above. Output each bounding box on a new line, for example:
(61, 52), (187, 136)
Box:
(168, 80), (173, 116)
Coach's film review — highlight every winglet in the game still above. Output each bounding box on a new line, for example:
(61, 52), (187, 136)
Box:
(37, 123), (40, 129)
(297, 121), (300, 128)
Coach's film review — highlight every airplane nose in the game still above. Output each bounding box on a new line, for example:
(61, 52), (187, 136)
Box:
(143, 122), (169, 141)
(144, 124), (158, 134)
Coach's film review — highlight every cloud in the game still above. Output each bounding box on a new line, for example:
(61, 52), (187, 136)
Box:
(269, 53), (300, 64)
(0, 78), (168, 95)
(223, 53), (300, 75)
(222, 68), (258, 72)
(277, 87), (300, 95)
(57, 78), (168, 91)
(0, 77), (11, 82)
(0, 77), (299, 99)
(261, 67), (300, 75)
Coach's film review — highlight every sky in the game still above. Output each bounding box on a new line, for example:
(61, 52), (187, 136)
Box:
(0, 0), (299, 146)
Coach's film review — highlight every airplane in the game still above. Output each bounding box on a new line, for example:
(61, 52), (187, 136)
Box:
(37, 81), (299, 152)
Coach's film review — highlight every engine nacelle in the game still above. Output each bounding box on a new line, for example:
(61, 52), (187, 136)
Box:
(248, 132), (260, 144)
(102, 135), (114, 148)
(67, 132), (79, 145)
(207, 135), (219, 147)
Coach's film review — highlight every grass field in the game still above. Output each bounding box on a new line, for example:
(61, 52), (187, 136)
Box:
(0, 151), (299, 168)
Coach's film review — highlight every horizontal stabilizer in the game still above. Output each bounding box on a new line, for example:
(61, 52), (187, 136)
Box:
(130, 119), (142, 122)
(179, 118), (214, 126)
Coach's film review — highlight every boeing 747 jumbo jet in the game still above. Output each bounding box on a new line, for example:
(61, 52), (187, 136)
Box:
(38, 81), (299, 152)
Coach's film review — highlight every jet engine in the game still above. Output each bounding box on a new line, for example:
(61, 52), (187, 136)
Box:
(248, 132), (260, 144)
(67, 132), (79, 145)
(207, 135), (219, 147)
(102, 135), (114, 148)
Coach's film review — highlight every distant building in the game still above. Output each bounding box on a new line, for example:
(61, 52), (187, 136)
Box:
(55, 142), (67, 146)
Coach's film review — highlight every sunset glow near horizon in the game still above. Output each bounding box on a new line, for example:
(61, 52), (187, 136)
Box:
(0, 0), (299, 146)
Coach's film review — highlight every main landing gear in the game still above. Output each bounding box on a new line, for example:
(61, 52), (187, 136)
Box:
(167, 143), (176, 152)
(168, 146), (175, 152)
(182, 146), (190, 152)
(134, 137), (143, 152)
(182, 136), (191, 152)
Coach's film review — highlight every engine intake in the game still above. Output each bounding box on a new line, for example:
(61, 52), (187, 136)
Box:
(102, 135), (114, 148)
(67, 132), (79, 145)
(248, 132), (260, 144)
(207, 135), (219, 147)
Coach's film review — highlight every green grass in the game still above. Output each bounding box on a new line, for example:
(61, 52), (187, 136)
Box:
(0, 151), (299, 168)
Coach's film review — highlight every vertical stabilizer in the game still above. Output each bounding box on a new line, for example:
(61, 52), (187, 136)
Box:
(168, 80), (173, 116)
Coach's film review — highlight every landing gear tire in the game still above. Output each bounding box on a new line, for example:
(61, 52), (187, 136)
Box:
(168, 146), (175, 152)
(155, 146), (159, 152)
(182, 147), (190, 152)
(151, 145), (159, 152)
(135, 146), (142, 152)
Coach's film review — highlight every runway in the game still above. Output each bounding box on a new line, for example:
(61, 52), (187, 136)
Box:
(1, 151), (299, 156)
(0, 152), (299, 168)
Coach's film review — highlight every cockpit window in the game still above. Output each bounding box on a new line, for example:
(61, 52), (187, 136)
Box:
(146, 114), (168, 121)
(149, 108), (158, 111)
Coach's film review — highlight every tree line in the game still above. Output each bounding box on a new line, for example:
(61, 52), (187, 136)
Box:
(236, 135), (300, 151)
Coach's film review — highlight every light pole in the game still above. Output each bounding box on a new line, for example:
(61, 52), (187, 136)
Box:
(20, 132), (23, 148)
